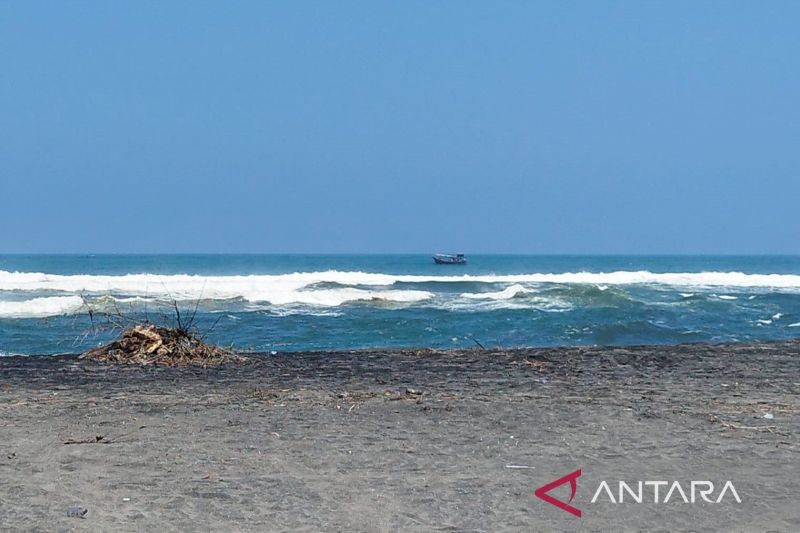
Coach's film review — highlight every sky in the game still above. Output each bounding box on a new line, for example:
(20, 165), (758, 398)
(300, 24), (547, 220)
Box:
(1, 1), (799, 254)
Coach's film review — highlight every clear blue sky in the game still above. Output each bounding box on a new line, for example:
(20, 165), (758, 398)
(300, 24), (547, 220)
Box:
(1, 1), (798, 254)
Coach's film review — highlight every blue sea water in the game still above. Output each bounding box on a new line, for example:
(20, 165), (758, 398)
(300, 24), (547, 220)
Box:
(1, 254), (800, 355)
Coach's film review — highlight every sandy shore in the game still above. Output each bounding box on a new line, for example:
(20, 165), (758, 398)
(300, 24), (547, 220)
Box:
(1, 341), (799, 532)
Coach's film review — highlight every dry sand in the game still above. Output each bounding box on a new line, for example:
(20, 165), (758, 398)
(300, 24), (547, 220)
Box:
(1, 341), (798, 532)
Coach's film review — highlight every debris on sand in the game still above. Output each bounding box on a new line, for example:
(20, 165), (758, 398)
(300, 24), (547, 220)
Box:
(64, 435), (107, 445)
(79, 324), (245, 367)
(66, 505), (88, 518)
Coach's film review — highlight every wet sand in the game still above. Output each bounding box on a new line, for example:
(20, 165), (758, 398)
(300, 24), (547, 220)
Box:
(1, 341), (799, 532)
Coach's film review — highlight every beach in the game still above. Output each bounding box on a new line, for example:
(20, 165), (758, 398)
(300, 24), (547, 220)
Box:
(5, 0), (800, 530)
(1, 341), (798, 532)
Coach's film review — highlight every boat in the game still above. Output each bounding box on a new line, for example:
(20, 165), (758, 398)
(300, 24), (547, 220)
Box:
(433, 253), (466, 265)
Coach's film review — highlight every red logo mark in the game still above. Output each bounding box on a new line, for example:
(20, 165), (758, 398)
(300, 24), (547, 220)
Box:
(534, 469), (582, 517)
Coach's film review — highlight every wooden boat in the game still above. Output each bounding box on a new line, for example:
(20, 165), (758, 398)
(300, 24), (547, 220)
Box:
(433, 254), (466, 265)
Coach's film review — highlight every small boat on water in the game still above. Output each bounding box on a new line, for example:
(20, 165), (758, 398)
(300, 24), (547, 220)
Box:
(433, 253), (466, 265)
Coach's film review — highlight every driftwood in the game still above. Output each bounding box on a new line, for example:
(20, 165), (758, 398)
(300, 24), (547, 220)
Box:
(64, 435), (108, 445)
(80, 324), (244, 367)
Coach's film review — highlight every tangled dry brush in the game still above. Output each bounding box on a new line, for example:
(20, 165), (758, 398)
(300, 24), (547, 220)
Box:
(80, 324), (246, 367)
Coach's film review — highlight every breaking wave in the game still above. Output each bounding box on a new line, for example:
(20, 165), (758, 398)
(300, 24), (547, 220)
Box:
(0, 295), (85, 318)
(461, 284), (531, 300)
(2, 268), (800, 318)
(4, 269), (800, 294)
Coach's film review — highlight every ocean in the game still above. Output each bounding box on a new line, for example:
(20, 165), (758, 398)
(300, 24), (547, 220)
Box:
(1, 254), (800, 356)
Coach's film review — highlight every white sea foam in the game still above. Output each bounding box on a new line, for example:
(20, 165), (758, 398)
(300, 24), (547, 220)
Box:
(461, 284), (531, 300)
(267, 308), (344, 317)
(0, 295), (84, 318)
(0, 288), (430, 317)
(112, 296), (151, 303)
(772, 313), (783, 320)
(4, 269), (800, 292)
(255, 288), (432, 307)
(717, 295), (738, 300)
(788, 322), (800, 328)
(442, 293), (572, 313)
(2, 269), (800, 315)
(0, 270), (432, 307)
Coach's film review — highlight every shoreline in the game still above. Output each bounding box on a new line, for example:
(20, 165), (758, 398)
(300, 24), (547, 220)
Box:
(1, 340), (798, 530)
(5, 333), (800, 359)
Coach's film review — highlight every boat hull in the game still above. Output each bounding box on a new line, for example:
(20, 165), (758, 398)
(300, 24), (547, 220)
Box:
(433, 255), (466, 265)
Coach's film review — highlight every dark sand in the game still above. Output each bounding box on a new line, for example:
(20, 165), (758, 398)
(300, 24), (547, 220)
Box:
(1, 341), (798, 532)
